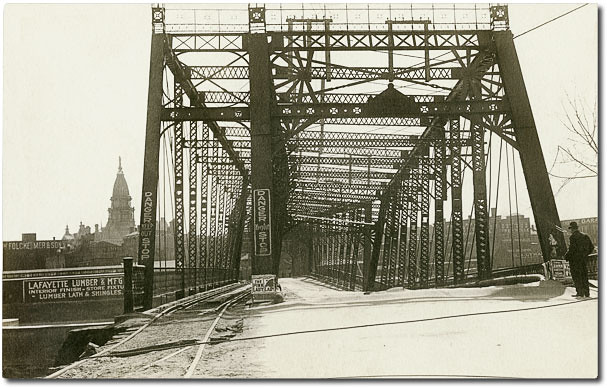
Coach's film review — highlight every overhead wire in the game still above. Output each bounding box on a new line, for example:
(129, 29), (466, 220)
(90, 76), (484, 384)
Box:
(94, 296), (595, 357)
(512, 144), (523, 266)
(490, 138), (504, 267)
(505, 143), (515, 268)
(513, 3), (590, 39)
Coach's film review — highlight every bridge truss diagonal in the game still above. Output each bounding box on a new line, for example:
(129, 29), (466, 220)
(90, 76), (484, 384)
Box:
(137, 4), (567, 305)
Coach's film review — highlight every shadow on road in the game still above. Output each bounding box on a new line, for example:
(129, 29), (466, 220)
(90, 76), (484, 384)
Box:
(486, 280), (567, 302)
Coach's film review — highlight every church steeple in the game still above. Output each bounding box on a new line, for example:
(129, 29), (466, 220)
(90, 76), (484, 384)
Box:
(97, 157), (135, 244)
(112, 157), (131, 199)
(62, 225), (74, 241)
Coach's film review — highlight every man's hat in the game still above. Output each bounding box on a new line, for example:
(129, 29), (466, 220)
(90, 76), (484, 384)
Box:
(568, 221), (579, 230)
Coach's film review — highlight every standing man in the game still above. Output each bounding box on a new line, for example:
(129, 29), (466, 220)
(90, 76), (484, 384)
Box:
(564, 222), (594, 298)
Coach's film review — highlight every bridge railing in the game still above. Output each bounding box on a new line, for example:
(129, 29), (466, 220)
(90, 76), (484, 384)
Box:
(308, 206), (372, 291)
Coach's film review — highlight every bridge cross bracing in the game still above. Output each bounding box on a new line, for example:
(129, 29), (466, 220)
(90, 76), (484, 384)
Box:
(137, 3), (566, 307)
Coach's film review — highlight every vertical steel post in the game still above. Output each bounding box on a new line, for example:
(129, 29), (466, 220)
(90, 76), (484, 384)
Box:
(471, 120), (491, 279)
(366, 197), (387, 292)
(139, 18), (164, 310)
(387, 21), (394, 82)
(199, 125), (209, 290)
(418, 157), (430, 288)
(407, 170), (419, 289)
(218, 185), (227, 281)
(380, 199), (391, 288)
(248, 23), (279, 275)
(387, 191), (399, 287)
(188, 121), (198, 294)
(348, 210), (359, 290)
(434, 134), (446, 286)
(397, 179), (409, 286)
(214, 176), (221, 285)
(361, 203), (373, 290)
(331, 220), (338, 283)
(209, 159), (218, 285)
(174, 84), (185, 299)
(450, 118), (465, 284)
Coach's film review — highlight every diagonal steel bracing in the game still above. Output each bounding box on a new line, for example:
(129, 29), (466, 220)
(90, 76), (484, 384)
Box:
(138, 4), (566, 299)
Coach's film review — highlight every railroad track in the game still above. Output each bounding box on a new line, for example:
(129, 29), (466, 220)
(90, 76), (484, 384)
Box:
(46, 283), (251, 379)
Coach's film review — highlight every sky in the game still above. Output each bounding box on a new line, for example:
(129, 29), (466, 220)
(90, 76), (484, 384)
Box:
(2, 2), (599, 241)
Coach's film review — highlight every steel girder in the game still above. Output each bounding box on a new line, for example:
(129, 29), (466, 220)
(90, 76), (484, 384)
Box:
(188, 65), (467, 80)
(293, 166), (393, 181)
(292, 180), (384, 196)
(161, 100), (508, 121)
(291, 189), (377, 202)
(235, 139), (473, 156)
(168, 30), (491, 53)
(290, 155), (402, 169)
(199, 92), (447, 104)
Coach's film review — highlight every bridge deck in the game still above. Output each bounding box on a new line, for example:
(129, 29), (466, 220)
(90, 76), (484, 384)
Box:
(197, 277), (597, 378)
(54, 278), (597, 378)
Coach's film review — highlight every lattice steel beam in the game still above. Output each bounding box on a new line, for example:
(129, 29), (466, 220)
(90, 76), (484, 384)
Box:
(200, 92), (451, 104)
(450, 119), (465, 284)
(290, 155), (402, 168)
(168, 30), (491, 52)
(199, 124), (209, 289)
(406, 170), (419, 288)
(292, 190), (377, 202)
(397, 179), (409, 287)
(418, 158), (431, 288)
(188, 121), (198, 293)
(293, 180), (384, 195)
(293, 166), (393, 181)
(174, 84), (186, 297)
(433, 135), (446, 286)
(188, 65), (466, 80)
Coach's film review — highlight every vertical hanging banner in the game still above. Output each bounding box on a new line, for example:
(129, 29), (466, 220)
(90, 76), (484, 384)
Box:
(253, 189), (272, 256)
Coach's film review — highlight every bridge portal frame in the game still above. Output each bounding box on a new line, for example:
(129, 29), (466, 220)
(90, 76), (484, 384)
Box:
(137, 4), (567, 303)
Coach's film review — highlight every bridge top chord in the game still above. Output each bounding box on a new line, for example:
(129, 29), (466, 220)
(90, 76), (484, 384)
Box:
(160, 3), (509, 34)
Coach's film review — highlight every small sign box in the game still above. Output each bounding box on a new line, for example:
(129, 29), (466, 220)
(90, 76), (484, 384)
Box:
(251, 274), (278, 303)
(549, 259), (572, 283)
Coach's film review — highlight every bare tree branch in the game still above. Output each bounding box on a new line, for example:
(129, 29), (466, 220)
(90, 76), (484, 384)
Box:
(551, 94), (598, 183)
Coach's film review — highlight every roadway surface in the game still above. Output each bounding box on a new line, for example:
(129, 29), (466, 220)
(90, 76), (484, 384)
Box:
(54, 277), (598, 379)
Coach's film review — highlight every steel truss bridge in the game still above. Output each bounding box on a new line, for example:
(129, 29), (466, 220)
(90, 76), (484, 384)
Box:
(136, 4), (567, 308)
